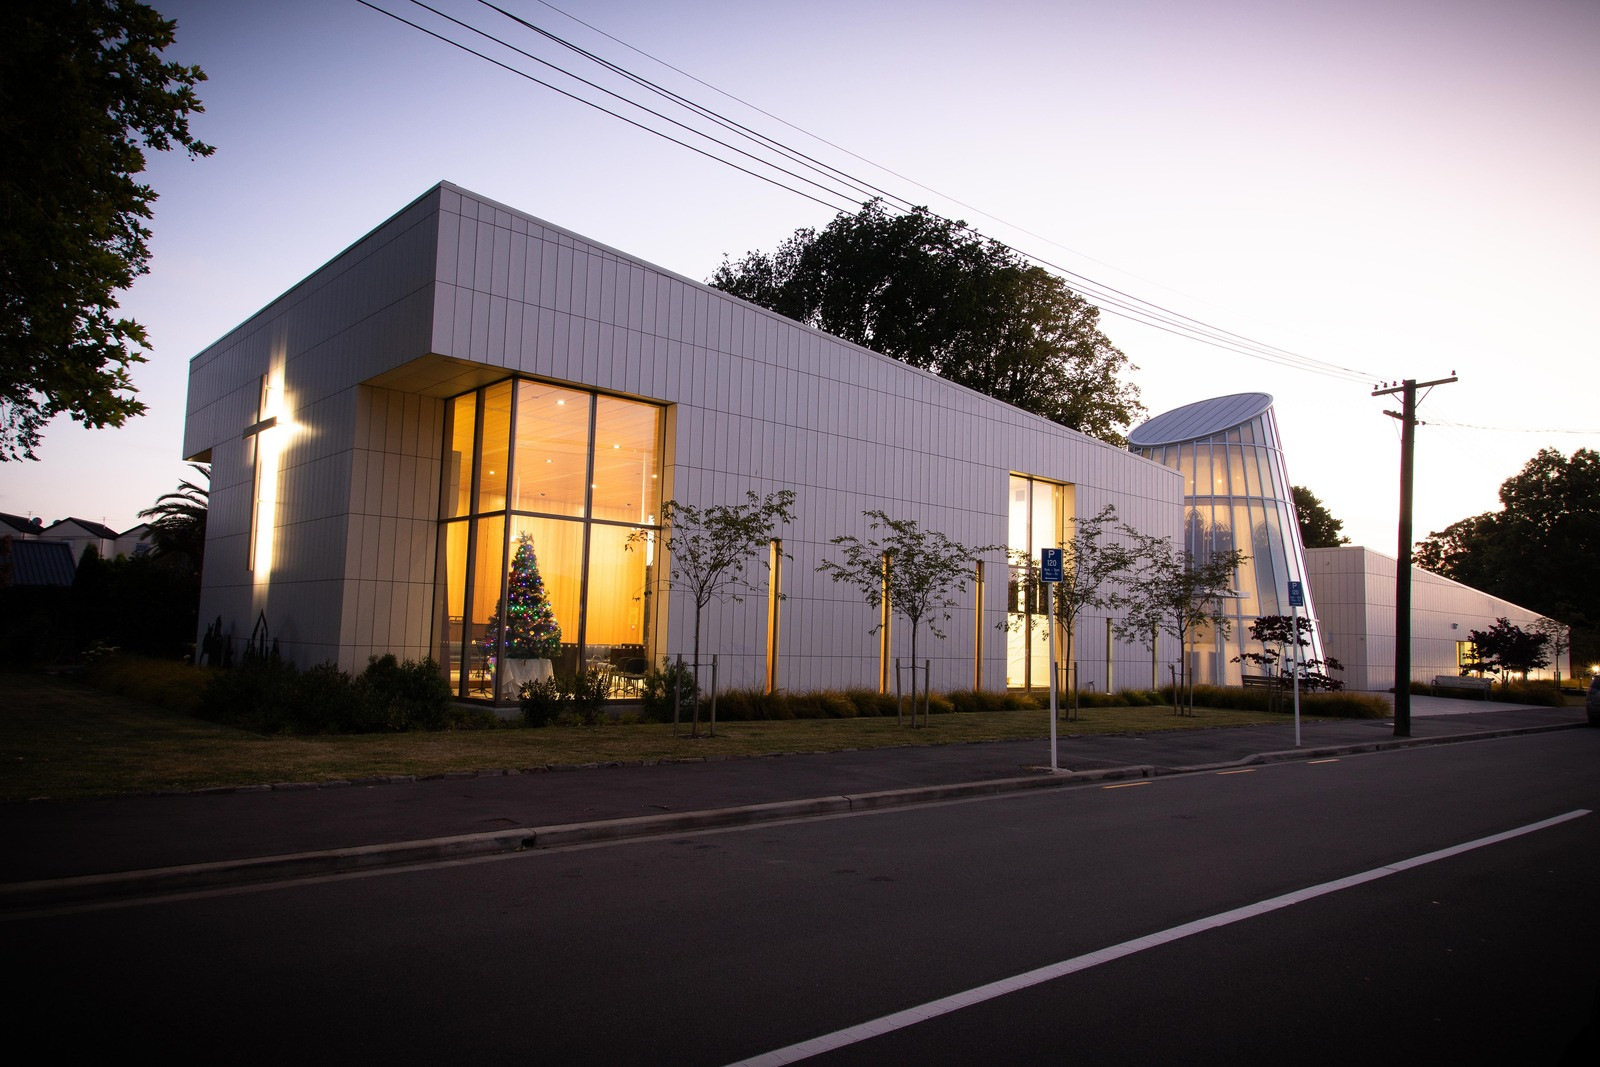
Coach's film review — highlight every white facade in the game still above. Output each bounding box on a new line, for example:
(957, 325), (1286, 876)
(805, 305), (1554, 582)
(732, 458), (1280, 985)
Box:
(183, 183), (1183, 699)
(1305, 545), (1550, 690)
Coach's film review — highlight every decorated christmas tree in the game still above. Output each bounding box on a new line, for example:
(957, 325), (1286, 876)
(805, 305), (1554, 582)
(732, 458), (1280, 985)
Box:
(484, 533), (562, 664)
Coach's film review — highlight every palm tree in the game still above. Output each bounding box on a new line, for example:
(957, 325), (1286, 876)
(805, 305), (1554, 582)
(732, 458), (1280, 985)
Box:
(139, 463), (209, 566)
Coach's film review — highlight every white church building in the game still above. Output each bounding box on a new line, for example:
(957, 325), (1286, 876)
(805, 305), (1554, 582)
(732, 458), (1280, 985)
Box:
(182, 183), (1183, 703)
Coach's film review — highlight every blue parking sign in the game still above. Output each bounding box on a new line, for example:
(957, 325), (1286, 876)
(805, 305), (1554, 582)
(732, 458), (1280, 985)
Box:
(1287, 580), (1304, 607)
(1040, 548), (1064, 583)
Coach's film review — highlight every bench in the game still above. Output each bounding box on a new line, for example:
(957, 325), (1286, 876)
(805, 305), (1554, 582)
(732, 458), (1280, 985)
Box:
(1432, 674), (1491, 699)
(1241, 675), (1285, 690)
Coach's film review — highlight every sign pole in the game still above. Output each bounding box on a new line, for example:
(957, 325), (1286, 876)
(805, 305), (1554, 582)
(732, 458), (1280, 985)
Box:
(1041, 547), (1064, 772)
(1046, 582), (1058, 772)
(1287, 581), (1305, 746)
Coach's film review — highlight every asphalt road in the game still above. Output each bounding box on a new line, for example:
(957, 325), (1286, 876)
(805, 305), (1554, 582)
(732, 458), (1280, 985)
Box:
(11, 729), (1598, 1064)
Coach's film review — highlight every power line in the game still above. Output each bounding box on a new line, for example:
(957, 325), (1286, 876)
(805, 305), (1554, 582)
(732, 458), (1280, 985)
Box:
(1429, 420), (1600, 435)
(501, 2), (1376, 382)
(380, 0), (865, 214)
(361, 0), (1378, 382)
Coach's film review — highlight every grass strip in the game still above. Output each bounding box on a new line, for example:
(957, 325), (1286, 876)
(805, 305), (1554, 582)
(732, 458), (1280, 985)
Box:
(2, 672), (1324, 801)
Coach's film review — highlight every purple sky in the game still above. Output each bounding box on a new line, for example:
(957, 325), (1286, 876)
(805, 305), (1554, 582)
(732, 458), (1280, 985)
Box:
(7, 0), (1597, 555)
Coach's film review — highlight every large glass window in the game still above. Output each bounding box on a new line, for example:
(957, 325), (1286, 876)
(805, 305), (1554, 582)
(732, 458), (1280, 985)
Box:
(1007, 474), (1069, 689)
(437, 377), (663, 701)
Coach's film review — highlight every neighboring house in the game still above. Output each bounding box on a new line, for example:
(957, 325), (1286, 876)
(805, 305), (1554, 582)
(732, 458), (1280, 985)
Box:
(115, 523), (155, 559)
(0, 538), (77, 588)
(181, 182), (1184, 704)
(1304, 545), (1549, 690)
(42, 518), (121, 564)
(0, 512), (46, 540)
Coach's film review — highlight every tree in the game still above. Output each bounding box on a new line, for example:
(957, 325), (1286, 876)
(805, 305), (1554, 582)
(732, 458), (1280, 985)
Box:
(1463, 618), (1549, 681)
(1, 1), (213, 460)
(482, 532), (562, 667)
(1006, 504), (1134, 717)
(1291, 485), (1349, 548)
(818, 510), (997, 722)
(1115, 529), (1246, 714)
(1415, 448), (1599, 668)
(138, 461), (208, 565)
(710, 200), (1144, 443)
(1532, 617), (1570, 687)
(1232, 614), (1344, 693)
(630, 489), (796, 734)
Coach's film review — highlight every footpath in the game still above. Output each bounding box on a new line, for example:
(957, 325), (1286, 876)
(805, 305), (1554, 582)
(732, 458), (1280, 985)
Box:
(2, 696), (1588, 911)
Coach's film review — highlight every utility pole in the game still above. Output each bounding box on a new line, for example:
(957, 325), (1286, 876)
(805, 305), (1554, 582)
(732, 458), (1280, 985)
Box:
(1373, 375), (1457, 737)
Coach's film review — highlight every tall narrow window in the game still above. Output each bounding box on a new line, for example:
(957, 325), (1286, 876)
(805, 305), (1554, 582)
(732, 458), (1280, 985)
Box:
(1007, 474), (1069, 688)
(879, 551), (892, 694)
(973, 560), (985, 690)
(766, 538), (783, 694)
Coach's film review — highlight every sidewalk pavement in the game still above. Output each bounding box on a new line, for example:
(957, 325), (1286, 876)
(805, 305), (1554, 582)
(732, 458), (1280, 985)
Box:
(2, 696), (1589, 910)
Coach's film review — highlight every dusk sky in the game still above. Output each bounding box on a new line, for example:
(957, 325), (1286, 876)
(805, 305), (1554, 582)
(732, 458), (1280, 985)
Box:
(7, 0), (1596, 555)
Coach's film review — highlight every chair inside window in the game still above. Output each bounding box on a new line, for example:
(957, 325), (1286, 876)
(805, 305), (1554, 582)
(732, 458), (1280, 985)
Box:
(614, 657), (649, 697)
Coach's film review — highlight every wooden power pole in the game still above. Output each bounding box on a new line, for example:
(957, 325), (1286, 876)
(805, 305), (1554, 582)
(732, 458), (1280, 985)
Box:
(1373, 375), (1457, 737)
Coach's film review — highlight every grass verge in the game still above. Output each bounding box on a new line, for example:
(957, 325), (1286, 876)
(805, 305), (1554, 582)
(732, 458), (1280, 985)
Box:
(3, 671), (1335, 801)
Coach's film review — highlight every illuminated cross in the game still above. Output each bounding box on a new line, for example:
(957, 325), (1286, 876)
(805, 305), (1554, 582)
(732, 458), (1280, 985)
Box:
(242, 373), (284, 575)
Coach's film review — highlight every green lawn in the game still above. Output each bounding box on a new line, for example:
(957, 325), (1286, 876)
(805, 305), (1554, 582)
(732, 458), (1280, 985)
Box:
(0, 671), (1316, 801)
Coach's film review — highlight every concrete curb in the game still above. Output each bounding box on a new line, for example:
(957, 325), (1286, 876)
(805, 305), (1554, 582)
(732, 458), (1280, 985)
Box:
(3, 721), (1583, 912)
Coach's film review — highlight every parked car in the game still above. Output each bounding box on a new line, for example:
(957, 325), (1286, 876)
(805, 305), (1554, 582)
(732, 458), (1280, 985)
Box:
(1588, 674), (1600, 727)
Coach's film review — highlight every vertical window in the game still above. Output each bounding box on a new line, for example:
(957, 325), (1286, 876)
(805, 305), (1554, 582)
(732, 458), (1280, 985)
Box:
(475, 381), (512, 514)
(1007, 473), (1069, 689)
(444, 393), (477, 519)
(973, 561), (985, 690)
(591, 396), (662, 525)
(766, 539), (783, 694)
(879, 552), (892, 694)
(468, 515), (506, 698)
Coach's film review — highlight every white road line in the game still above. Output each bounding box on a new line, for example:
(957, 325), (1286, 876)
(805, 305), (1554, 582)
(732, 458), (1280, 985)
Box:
(726, 809), (1591, 1067)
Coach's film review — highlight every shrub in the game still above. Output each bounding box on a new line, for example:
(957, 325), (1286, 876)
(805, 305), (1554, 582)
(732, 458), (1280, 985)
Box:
(1300, 692), (1391, 718)
(819, 691), (857, 718)
(193, 653), (454, 734)
(518, 669), (614, 728)
(198, 654), (298, 732)
(640, 661), (698, 723)
(294, 661), (362, 732)
(712, 688), (757, 721)
(519, 677), (562, 727)
(1075, 690), (1128, 709)
(355, 655), (452, 731)
(562, 667), (612, 728)
(846, 688), (901, 717)
(1494, 680), (1567, 707)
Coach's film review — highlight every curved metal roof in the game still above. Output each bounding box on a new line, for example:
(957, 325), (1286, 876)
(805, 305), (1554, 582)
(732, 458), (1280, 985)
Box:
(1127, 392), (1274, 448)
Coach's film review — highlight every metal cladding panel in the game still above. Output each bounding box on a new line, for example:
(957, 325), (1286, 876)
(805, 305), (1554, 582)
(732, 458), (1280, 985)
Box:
(1127, 392), (1274, 448)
